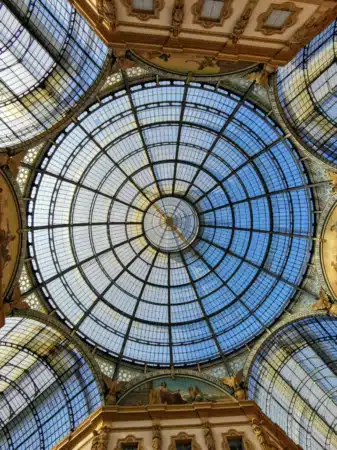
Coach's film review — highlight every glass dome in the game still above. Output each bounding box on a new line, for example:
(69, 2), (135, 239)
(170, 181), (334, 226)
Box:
(248, 315), (337, 450)
(277, 21), (337, 166)
(27, 80), (314, 367)
(0, 314), (102, 450)
(0, 0), (108, 150)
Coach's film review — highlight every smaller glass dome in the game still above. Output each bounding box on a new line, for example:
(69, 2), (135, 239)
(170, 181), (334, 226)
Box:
(248, 315), (337, 450)
(0, 314), (102, 450)
(277, 21), (337, 166)
(0, 0), (108, 150)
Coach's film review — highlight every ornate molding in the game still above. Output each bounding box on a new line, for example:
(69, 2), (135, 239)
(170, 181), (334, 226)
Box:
(312, 287), (337, 316)
(203, 421), (216, 450)
(97, 0), (118, 31)
(287, 4), (337, 50)
(192, 0), (233, 28)
(103, 375), (122, 405)
(0, 166), (26, 327)
(256, 2), (302, 36)
(168, 432), (202, 450)
(222, 429), (254, 450)
(219, 370), (247, 401)
(152, 422), (161, 450)
(92, 426), (112, 450)
(113, 435), (144, 450)
(171, 0), (184, 37)
(121, 0), (164, 21)
(230, 0), (258, 44)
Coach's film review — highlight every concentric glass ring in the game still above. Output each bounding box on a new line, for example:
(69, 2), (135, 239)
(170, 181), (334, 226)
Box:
(143, 197), (199, 252)
(28, 80), (313, 367)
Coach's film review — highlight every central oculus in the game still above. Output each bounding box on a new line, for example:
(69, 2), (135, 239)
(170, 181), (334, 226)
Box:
(143, 197), (199, 252)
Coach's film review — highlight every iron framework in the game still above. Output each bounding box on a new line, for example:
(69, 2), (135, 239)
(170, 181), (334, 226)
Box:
(277, 20), (337, 167)
(248, 315), (337, 450)
(0, 315), (102, 450)
(26, 79), (314, 368)
(0, 0), (109, 151)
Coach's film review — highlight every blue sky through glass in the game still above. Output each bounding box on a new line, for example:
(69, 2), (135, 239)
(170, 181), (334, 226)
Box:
(28, 81), (314, 367)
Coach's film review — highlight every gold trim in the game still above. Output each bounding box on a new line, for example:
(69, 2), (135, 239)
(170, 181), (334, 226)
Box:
(171, 0), (184, 37)
(97, 0), (118, 31)
(168, 432), (202, 450)
(230, 0), (258, 44)
(121, 0), (164, 21)
(191, 0), (233, 28)
(113, 434), (144, 450)
(256, 2), (302, 36)
(222, 429), (254, 450)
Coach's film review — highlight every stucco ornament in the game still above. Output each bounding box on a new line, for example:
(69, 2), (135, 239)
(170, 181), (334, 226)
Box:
(312, 288), (337, 316)
(91, 427), (110, 450)
(203, 421), (216, 450)
(220, 370), (247, 400)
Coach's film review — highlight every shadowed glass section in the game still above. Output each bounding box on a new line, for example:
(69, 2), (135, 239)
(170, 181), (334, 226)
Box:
(0, 0), (108, 149)
(248, 316), (337, 450)
(277, 21), (337, 165)
(27, 81), (313, 367)
(0, 316), (102, 450)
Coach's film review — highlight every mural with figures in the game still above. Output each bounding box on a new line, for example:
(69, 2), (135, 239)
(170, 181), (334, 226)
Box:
(118, 376), (230, 406)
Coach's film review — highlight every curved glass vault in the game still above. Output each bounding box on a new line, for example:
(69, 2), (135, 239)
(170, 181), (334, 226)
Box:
(277, 21), (337, 166)
(27, 80), (314, 367)
(0, 0), (108, 150)
(248, 315), (337, 450)
(0, 315), (102, 450)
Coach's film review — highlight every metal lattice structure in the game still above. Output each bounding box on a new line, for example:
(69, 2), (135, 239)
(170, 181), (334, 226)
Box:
(0, 0), (109, 151)
(0, 314), (103, 450)
(248, 315), (337, 450)
(25, 79), (314, 368)
(277, 21), (337, 166)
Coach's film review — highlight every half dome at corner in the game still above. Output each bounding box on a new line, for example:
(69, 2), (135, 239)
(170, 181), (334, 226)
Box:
(0, 313), (103, 450)
(0, 0), (109, 151)
(27, 80), (314, 367)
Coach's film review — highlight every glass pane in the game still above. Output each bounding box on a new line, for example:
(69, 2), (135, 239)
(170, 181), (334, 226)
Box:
(27, 81), (313, 367)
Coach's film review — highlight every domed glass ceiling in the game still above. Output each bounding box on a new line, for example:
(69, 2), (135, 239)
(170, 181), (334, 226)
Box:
(27, 80), (314, 367)
(0, 0), (107, 149)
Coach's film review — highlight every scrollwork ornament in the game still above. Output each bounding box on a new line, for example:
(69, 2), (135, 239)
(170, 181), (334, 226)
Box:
(91, 427), (111, 450)
(171, 0), (184, 37)
(97, 0), (118, 31)
(203, 421), (216, 450)
(312, 287), (337, 317)
(152, 422), (161, 450)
